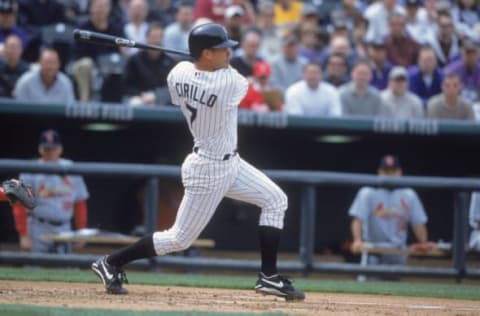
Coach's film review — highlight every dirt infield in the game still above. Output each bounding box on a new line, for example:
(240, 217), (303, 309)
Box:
(1, 280), (480, 315)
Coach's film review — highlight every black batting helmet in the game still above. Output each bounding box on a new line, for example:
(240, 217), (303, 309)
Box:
(188, 23), (238, 59)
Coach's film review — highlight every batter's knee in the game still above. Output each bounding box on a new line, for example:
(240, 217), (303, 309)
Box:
(153, 227), (195, 255)
(166, 227), (194, 251)
(259, 187), (288, 229)
(265, 186), (288, 211)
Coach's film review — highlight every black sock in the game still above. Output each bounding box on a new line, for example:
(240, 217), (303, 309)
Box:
(258, 226), (281, 276)
(107, 233), (156, 267)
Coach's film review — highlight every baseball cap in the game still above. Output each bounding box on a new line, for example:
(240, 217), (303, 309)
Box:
(253, 60), (271, 78)
(225, 5), (244, 19)
(378, 155), (401, 170)
(39, 129), (62, 148)
(0, 0), (17, 13)
(389, 66), (408, 80)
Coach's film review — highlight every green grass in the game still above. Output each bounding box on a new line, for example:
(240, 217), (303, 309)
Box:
(0, 304), (285, 316)
(0, 267), (480, 301)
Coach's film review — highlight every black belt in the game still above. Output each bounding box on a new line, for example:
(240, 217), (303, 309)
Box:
(33, 216), (66, 226)
(193, 147), (237, 161)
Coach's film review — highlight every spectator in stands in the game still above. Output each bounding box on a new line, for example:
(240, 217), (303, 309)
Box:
(230, 30), (262, 77)
(349, 154), (434, 266)
(408, 46), (444, 105)
(285, 62), (342, 117)
(17, 0), (67, 30)
(469, 191), (480, 251)
(274, 0), (303, 30)
(322, 53), (350, 88)
(124, 23), (176, 106)
(298, 22), (324, 65)
(404, 0), (431, 45)
(14, 48), (75, 104)
(381, 66), (424, 118)
(147, 0), (176, 26)
(451, 0), (480, 41)
(240, 60), (283, 112)
(445, 39), (480, 103)
(424, 0), (441, 29)
(0, 0), (28, 51)
(364, 0), (406, 43)
(17, 0), (68, 61)
(300, 3), (319, 26)
(366, 38), (393, 91)
(328, 0), (364, 34)
(0, 34), (29, 97)
(256, 0), (281, 63)
(124, 0), (149, 56)
(384, 13), (420, 67)
(339, 59), (391, 117)
(329, 18), (350, 40)
(427, 73), (475, 120)
(224, 5), (244, 44)
(352, 17), (369, 59)
(425, 14), (461, 68)
(163, 1), (194, 53)
(232, 0), (256, 26)
(270, 33), (307, 92)
(319, 35), (358, 72)
(12, 129), (89, 254)
(452, 0), (480, 27)
(72, 0), (126, 101)
(193, 0), (230, 24)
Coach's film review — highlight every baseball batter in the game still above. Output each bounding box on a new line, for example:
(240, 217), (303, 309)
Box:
(13, 130), (89, 253)
(349, 155), (430, 265)
(91, 23), (305, 301)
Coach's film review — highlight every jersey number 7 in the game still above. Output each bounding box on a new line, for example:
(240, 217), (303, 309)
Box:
(185, 103), (197, 125)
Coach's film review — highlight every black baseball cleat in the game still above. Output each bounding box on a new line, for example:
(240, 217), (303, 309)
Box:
(91, 255), (129, 295)
(254, 273), (305, 301)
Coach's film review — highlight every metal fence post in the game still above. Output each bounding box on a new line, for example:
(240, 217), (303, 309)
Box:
(299, 185), (316, 275)
(144, 177), (159, 271)
(453, 191), (468, 283)
(144, 177), (159, 234)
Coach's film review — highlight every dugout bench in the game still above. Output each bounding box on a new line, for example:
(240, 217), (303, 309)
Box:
(42, 229), (215, 259)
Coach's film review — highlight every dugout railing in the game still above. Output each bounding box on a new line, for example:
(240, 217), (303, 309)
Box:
(0, 159), (479, 282)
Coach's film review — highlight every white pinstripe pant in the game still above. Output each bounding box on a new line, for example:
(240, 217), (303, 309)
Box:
(153, 153), (287, 255)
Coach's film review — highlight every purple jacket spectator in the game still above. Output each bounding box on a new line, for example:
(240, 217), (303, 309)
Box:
(444, 40), (480, 103)
(370, 61), (393, 91)
(408, 66), (443, 105)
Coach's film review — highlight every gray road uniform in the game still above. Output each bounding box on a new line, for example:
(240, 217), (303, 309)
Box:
(349, 187), (428, 264)
(20, 159), (89, 253)
(469, 192), (480, 251)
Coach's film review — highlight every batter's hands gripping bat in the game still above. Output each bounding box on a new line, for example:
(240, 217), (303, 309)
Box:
(73, 29), (191, 57)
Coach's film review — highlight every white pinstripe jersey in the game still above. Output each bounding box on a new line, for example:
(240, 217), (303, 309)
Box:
(167, 61), (248, 158)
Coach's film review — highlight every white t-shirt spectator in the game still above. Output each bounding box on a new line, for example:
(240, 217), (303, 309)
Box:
(285, 80), (342, 116)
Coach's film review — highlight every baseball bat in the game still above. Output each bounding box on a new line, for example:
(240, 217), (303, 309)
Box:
(72, 29), (191, 57)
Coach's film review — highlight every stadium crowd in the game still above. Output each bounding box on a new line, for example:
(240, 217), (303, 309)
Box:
(0, 0), (479, 120)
